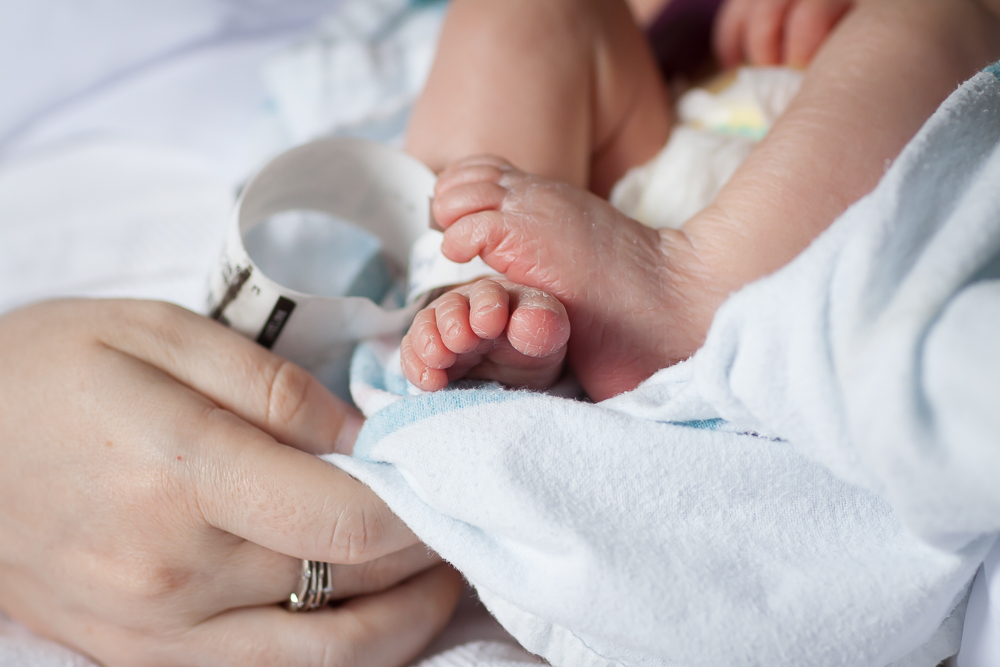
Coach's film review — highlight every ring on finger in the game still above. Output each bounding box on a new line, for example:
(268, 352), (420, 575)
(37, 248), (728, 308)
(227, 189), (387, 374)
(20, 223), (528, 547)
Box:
(285, 559), (334, 612)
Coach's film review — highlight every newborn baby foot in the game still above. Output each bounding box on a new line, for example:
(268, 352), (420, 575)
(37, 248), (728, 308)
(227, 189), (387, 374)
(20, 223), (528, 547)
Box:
(401, 278), (570, 392)
(431, 155), (712, 401)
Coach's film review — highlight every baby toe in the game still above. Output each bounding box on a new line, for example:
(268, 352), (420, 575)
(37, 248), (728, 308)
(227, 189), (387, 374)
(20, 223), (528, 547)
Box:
(434, 163), (507, 197)
(506, 287), (570, 358)
(435, 155), (516, 199)
(469, 335), (566, 391)
(432, 181), (509, 230)
(441, 154), (516, 176)
(433, 291), (482, 354)
(408, 307), (458, 370)
(400, 334), (450, 391)
(467, 279), (511, 340)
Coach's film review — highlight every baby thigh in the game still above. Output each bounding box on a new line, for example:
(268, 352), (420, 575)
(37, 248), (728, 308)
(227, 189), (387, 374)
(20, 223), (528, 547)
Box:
(406, 0), (672, 196)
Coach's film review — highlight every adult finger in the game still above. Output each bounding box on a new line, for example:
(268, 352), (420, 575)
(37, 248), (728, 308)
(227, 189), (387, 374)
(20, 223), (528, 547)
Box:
(92, 300), (361, 456)
(784, 0), (852, 68)
(325, 544), (443, 601)
(186, 564), (464, 667)
(335, 564), (464, 667)
(215, 542), (442, 611)
(73, 342), (420, 567)
(163, 393), (418, 564)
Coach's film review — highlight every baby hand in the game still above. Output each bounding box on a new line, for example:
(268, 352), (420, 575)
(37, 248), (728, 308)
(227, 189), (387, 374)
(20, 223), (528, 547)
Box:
(714, 0), (853, 69)
(401, 278), (570, 392)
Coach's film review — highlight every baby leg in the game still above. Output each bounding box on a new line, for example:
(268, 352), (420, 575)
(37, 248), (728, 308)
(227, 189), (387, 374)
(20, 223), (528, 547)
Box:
(406, 0), (671, 197)
(401, 278), (570, 392)
(403, 0), (671, 395)
(686, 0), (1000, 312)
(432, 0), (1000, 403)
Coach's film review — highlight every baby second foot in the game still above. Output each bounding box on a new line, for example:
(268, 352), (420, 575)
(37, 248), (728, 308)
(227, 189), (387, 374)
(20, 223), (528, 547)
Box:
(400, 278), (570, 392)
(432, 155), (714, 401)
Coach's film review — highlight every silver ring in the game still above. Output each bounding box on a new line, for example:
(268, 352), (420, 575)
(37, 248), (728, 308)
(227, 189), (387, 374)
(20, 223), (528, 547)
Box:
(286, 559), (334, 612)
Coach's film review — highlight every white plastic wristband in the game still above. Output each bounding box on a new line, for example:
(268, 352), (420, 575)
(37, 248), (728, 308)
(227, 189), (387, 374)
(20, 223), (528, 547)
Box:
(206, 136), (494, 370)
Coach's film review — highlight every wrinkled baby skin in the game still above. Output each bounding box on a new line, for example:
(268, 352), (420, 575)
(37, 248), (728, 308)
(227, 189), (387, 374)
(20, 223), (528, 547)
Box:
(431, 155), (713, 401)
(401, 277), (570, 392)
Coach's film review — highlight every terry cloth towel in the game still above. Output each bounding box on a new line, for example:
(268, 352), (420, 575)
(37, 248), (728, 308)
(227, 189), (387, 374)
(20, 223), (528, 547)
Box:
(326, 67), (1000, 667)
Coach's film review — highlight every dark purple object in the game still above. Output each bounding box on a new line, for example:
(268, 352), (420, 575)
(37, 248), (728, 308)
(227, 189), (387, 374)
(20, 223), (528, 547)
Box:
(647, 0), (726, 79)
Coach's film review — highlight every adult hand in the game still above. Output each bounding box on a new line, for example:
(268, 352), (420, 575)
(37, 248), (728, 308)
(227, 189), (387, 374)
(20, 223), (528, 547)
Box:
(0, 299), (462, 667)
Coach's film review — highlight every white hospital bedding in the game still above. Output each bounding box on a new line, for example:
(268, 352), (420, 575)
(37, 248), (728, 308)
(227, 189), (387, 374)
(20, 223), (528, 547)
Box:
(1, 1), (998, 665)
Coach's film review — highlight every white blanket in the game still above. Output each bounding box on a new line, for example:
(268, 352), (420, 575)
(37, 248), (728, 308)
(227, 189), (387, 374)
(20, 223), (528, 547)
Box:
(328, 67), (1000, 666)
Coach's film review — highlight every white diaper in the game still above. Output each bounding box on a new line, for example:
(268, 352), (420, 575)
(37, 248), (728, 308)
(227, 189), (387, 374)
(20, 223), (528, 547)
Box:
(611, 67), (803, 229)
